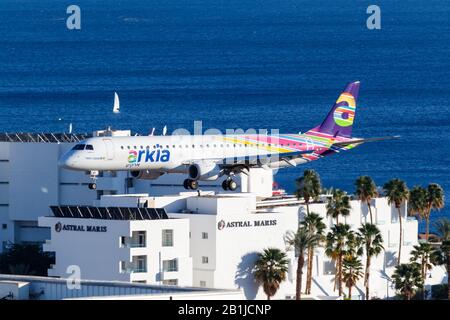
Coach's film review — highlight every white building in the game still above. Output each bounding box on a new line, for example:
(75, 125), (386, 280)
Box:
(39, 192), (447, 300)
(38, 206), (192, 287)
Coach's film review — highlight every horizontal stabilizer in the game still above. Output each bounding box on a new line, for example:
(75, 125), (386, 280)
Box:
(332, 135), (400, 147)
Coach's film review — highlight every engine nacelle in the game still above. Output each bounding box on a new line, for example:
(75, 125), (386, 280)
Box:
(188, 161), (222, 181)
(130, 170), (164, 180)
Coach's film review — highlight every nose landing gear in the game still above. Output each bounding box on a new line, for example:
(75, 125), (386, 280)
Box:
(88, 170), (99, 190)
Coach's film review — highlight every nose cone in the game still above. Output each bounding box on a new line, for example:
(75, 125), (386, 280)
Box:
(58, 152), (78, 169)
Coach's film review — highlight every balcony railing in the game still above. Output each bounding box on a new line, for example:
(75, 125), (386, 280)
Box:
(120, 242), (146, 248)
(120, 266), (147, 274)
(129, 242), (146, 248)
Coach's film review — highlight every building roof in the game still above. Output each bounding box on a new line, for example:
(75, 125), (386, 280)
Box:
(0, 132), (91, 143)
(50, 206), (169, 220)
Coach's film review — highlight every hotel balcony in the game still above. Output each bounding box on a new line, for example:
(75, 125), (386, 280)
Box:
(119, 231), (146, 248)
(120, 255), (148, 274)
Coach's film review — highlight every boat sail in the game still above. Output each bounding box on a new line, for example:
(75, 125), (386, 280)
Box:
(113, 92), (120, 113)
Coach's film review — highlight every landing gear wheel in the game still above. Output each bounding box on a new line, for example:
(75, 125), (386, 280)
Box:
(88, 183), (97, 190)
(227, 179), (237, 191)
(189, 179), (199, 190)
(183, 179), (191, 189)
(222, 180), (229, 191)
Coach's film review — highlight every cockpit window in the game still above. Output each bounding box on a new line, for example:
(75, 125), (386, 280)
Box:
(72, 144), (85, 150)
(85, 145), (94, 150)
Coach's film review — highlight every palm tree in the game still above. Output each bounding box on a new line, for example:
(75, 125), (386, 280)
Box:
(392, 263), (424, 300)
(410, 243), (434, 299)
(383, 179), (409, 265)
(408, 186), (428, 222)
(253, 248), (289, 300)
(301, 212), (326, 295)
(284, 226), (322, 300)
(342, 255), (363, 299)
(431, 218), (450, 299)
(295, 169), (322, 215)
(433, 218), (450, 241)
(326, 189), (351, 225)
(355, 176), (378, 224)
(357, 223), (384, 300)
(325, 224), (356, 296)
(424, 184), (445, 242)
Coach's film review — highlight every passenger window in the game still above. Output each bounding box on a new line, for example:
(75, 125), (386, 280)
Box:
(85, 145), (94, 150)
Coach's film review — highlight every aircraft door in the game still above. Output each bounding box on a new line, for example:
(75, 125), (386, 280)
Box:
(103, 139), (114, 160)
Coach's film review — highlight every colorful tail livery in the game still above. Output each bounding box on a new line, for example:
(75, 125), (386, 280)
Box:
(59, 81), (399, 191)
(319, 81), (359, 137)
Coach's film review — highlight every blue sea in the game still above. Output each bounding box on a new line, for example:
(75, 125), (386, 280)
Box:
(0, 0), (449, 232)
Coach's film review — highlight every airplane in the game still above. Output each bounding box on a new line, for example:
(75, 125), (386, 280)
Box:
(59, 81), (398, 191)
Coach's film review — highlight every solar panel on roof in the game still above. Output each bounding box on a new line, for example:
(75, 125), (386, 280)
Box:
(135, 208), (145, 220)
(156, 208), (168, 219)
(108, 207), (121, 220)
(78, 207), (91, 218)
(146, 208), (158, 219)
(50, 206), (62, 217)
(97, 207), (109, 219)
(48, 205), (169, 220)
(0, 132), (92, 143)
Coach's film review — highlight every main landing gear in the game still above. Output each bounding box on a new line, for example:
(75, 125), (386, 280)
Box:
(222, 178), (237, 191)
(88, 170), (99, 190)
(183, 179), (199, 190)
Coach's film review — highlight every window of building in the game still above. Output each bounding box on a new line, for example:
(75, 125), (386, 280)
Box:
(162, 229), (173, 247)
(200, 281), (207, 287)
(2, 224), (7, 230)
(162, 279), (178, 286)
(323, 260), (336, 275)
(163, 259), (178, 272)
(201, 232), (208, 239)
(134, 255), (147, 273)
(202, 256), (209, 264)
(130, 231), (146, 247)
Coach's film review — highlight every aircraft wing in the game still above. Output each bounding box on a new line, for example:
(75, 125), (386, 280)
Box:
(331, 135), (400, 148)
(182, 149), (315, 168)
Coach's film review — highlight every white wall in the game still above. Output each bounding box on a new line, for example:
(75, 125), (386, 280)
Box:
(38, 216), (192, 286)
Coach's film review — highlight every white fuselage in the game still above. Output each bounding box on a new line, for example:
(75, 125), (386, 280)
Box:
(59, 133), (319, 175)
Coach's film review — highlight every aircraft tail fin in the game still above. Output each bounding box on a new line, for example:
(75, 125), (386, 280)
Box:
(314, 81), (360, 138)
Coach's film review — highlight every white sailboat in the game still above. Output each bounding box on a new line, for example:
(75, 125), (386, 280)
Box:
(113, 92), (120, 113)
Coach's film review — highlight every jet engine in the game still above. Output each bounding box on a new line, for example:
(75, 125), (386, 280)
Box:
(188, 161), (222, 181)
(130, 170), (164, 180)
